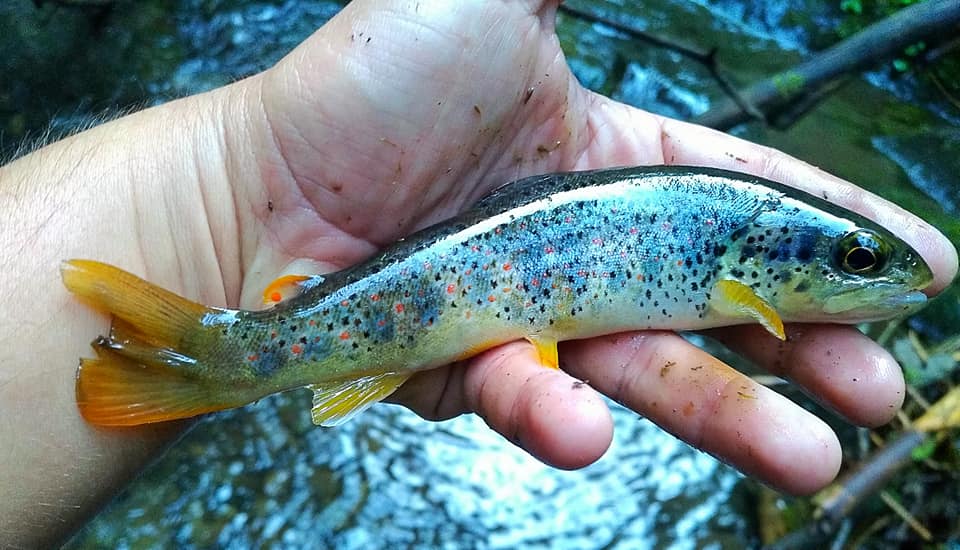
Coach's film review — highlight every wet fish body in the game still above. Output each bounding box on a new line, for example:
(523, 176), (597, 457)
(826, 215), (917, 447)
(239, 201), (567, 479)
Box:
(61, 166), (932, 426)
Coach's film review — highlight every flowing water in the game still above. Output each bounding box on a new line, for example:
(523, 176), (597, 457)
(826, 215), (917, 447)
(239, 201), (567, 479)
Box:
(2, 0), (957, 547)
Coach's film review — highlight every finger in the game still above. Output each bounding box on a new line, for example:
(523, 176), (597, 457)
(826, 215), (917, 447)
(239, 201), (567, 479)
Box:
(561, 331), (841, 495)
(706, 324), (905, 427)
(386, 363), (471, 422)
(460, 340), (614, 470)
(655, 117), (958, 294)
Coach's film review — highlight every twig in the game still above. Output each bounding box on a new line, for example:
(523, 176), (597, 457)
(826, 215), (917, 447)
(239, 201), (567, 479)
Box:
(557, 3), (764, 120)
(880, 490), (933, 542)
(693, 0), (960, 130)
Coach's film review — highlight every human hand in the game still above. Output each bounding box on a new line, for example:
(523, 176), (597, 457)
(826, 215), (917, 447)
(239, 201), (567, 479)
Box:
(3, 7), (957, 545)
(227, 0), (956, 495)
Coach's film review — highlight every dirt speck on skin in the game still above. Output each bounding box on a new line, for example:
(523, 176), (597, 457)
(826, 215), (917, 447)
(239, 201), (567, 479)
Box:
(682, 401), (695, 416)
(473, 104), (481, 116)
(571, 379), (589, 390)
(660, 361), (676, 377)
(267, 200), (273, 211)
(523, 87), (535, 104)
(690, 365), (703, 371)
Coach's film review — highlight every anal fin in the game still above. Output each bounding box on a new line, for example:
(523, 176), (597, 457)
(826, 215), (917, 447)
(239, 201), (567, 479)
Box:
(309, 371), (411, 426)
(710, 279), (786, 340)
(526, 336), (560, 369)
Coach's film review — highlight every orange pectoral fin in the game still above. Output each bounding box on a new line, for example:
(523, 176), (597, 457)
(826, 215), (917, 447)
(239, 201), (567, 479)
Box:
(526, 336), (560, 370)
(263, 274), (316, 305)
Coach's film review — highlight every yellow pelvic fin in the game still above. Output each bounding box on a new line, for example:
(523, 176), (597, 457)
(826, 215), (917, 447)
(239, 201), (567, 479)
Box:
(526, 336), (560, 369)
(61, 259), (241, 426)
(710, 279), (786, 340)
(263, 274), (316, 305)
(309, 372), (412, 427)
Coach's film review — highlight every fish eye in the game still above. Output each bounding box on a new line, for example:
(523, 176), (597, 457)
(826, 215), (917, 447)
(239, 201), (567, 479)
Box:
(834, 230), (890, 275)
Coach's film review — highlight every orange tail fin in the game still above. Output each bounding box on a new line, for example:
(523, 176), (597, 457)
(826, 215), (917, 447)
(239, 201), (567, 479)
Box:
(61, 260), (240, 426)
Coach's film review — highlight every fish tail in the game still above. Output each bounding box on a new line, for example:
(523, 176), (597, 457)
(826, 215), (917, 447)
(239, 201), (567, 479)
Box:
(61, 259), (242, 426)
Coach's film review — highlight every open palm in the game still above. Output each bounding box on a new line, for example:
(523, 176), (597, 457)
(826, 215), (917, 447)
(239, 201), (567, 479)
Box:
(211, 0), (951, 492)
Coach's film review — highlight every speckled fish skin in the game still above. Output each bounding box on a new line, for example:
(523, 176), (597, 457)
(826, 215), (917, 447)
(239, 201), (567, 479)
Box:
(191, 166), (932, 397)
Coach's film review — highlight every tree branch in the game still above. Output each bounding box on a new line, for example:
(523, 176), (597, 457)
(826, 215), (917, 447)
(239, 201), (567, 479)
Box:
(693, 0), (960, 130)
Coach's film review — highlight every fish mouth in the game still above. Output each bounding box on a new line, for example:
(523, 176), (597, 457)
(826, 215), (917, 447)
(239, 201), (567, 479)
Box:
(823, 287), (928, 321)
(880, 290), (928, 309)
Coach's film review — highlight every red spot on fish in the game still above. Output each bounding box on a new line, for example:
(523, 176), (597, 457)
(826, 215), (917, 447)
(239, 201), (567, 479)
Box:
(377, 319), (386, 327)
(564, 216), (573, 223)
(314, 336), (322, 342)
(269, 291), (282, 303)
(271, 331), (277, 339)
(629, 227), (638, 234)
(446, 283), (456, 294)
(339, 331), (350, 340)
(247, 354), (259, 362)
(705, 218), (715, 226)
(465, 268), (473, 275)
(471, 245), (480, 252)
(495, 227), (502, 234)
(531, 278), (540, 287)
(423, 261), (432, 270)
(592, 237), (603, 246)
(341, 300), (350, 307)
(503, 263), (512, 271)
(395, 303), (405, 313)
(291, 344), (303, 354)
(544, 246), (555, 254)
(370, 293), (380, 302)
(487, 295), (496, 302)
(677, 260), (683, 266)
(308, 319), (316, 326)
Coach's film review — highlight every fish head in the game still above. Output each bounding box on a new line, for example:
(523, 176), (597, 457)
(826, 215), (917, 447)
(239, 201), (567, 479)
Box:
(713, 195), (934, 324)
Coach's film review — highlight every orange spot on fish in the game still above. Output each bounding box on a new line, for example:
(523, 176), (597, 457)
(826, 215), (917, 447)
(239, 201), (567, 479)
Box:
(339, 331), (350, 340)
(308, 319), (316, 326)
(677, 260), (683, 266)
(370, 293), (380, 302)
(395, 303), (405, 313)
(465, 310), (472, 319)
(502, 287), (511, 293)
(291, 344), (302, 354)
(487, 295), (496, 302)
(503, 263), (512, 271)
(446, 284), (456, 294)
(247, 354), (258, 362)
(269, 291), (282, 303)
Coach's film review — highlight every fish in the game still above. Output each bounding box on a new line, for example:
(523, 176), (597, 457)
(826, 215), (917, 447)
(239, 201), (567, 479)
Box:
(61, 166), (933, 427)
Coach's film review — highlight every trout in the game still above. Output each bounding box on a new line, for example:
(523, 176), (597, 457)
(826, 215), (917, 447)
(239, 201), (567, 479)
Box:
(61, 166), (933, 426)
